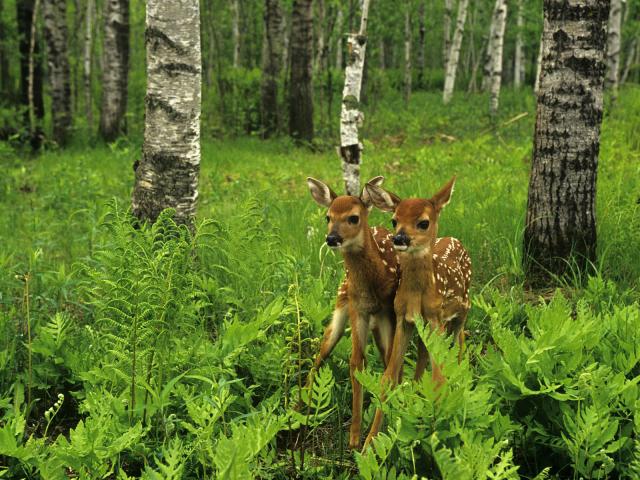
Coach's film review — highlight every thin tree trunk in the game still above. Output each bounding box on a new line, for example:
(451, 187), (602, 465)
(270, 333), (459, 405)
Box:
(261, 0), (284, 137)
(621, 38), (637, 85)
(403, 2), (411, 107)
(417, 0), (426, 89)
(483, 0), (504, 92)
(335, 7), (343, 69)
(132, 0), (201, 226)
(84, 0), (94, 130)
(43, 0), (72, 145)
(288, 0), (314, 142)
(534, 33), (543, 95)
(442, 0), (469, 104)
(231, 0), (240, 68)
(339, 0), (370, 195)
(27, 0), (40, 138)
(314, 0), (325, 73)
(99, 0), (129, 141)
(605, 0), (622, 103)
(489, 0), (507, 116)
(443, 0), (453, 68)
(514, 0), (524, 88)
(524, 0), (610, 284)
(0, 0), (10, 100)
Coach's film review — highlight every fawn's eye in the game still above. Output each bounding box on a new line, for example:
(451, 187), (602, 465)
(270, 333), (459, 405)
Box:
(348, 215), (359, 225)
(417, 220), (430, 230)
(325, 215), (331, 223)
(391, 219), (397, 228)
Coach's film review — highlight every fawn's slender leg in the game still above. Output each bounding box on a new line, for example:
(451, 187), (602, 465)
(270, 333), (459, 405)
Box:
(312, 303), (348, 370)
(414, 340), (428, 380)
(364, 318), (415, 449)
(349, 308), (369, 450)
(371, 313), (394, 368)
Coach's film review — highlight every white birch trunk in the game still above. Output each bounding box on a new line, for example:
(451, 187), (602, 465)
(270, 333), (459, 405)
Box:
(534, 33), (543, 94)
(442, 0), (469, 104)
(605, 0), (622, 101)
(335, 8), (343, 69)
(443, 0), (453, 68)
(339, 0), (370, 196)
(403, 2), (411, 107)
(514, 0), (524, 88)
(83, 0), (93, 129)
(482, 0), (501, 92)
(489, 0), (507, 116)
(132, 0), (201, 225)
(231, 0), (240, 68)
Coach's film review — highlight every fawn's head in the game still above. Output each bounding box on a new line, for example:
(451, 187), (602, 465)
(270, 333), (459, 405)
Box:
(365, 177), (456, 255)
(307, 176), (384, 251)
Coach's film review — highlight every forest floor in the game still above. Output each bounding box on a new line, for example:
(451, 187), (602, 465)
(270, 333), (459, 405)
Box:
(1, 88), (640, 478)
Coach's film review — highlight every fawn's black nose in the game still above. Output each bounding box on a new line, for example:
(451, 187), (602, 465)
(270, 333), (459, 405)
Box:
(326, 233), (342, 247)
(393, 231), (410, 247)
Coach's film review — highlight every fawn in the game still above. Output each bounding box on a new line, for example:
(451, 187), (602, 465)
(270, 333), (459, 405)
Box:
(363, 176), (471, 447)
(306, 176), (400, 449)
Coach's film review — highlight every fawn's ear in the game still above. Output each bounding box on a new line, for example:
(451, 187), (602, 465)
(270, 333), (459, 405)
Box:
(365, 182), (402, 213)
(431, 176), (456, 212)
(361, 176), (384, 210)
(307, 177), (337, 208)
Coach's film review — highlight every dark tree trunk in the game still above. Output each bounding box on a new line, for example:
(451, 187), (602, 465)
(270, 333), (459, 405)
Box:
(288, 0), (314, 142)
(417, 0), (426, 89)
(261, 0), (284, 138)
(0, 0), (10, 100)
(17, 0), (44, 146)
(131, 0), (201, 226)
(524, 0), (610, 284)
(99, 0), (129, 141)
(43, 0), (72, 145)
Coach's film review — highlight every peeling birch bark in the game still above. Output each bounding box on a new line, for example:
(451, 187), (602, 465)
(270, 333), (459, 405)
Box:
(442, 0), (469, 104)
(339, 0), (370, 196)
(524, 0), (609, 283)
(132, 0), (201, 226)
(489, 0), (507, 116)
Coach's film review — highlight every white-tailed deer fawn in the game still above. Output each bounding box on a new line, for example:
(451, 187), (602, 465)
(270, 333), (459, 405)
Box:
(363, 176), (471, 448)
(306, 176), (400, 449)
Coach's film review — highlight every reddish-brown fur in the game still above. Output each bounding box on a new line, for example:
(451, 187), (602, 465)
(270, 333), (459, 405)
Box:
(307, 177), (400, 449)
(363, 177), (471, 448)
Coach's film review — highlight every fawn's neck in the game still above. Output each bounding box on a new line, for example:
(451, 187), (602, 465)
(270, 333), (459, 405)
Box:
(398, 246), (435, 293)
(342, 227), (385, 285)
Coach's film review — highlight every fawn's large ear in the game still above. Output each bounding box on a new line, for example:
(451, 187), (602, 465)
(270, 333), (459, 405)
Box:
(431, 176), (456, 212)
(365, 182), (402, 212)
(361, 176), (384, 210)
(307, 177), (337, 208)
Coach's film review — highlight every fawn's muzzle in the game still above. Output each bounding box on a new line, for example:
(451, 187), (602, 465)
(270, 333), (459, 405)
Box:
(393, 232), (410, 250)
(326, 233), (343, 248)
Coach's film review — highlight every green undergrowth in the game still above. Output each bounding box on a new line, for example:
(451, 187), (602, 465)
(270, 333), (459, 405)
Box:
(1, 87), (639, 478)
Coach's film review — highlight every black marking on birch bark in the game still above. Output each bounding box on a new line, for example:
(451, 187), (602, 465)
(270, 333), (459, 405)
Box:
(356, 35), (367, 46)
(545, 2), (610, 23)
(145, 94), (187, 121)
(158, 62), (199, 76)
(340, 145), (361, 164)
(343, 95), (359, 109)
(146, 152), (181, 173)
(145, 26), (187, 55)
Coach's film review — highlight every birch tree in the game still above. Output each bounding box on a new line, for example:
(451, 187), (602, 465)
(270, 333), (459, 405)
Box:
(605, 0), (622, 102)
(417, 0), (426, 88)
(132, 0), (201, 226)
(335, 7), (344, 69)
(83, 0), (94, 129)
(403, 1), (412, 107)
(488, 0), (507, 116)
(442, 0), (469, 104)
(339, 0), (370, 195)
(514, 0), (525, 88)
(483, 0), (507, 96)
(43, 0), (72, 145)
(443, 0), (453, 67)
(261, 0), (284, 137)
(99, 0), (129, 141)
(534, 33), (543, 94)
(231, 0), (240, 68)
(289, 0), (314, 142)
(524, 0), (610, 284)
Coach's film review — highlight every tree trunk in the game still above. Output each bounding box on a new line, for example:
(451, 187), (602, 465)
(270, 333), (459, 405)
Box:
(403, 2), (411, 107)
(132, 0), (201, 226)
(524, 0), (609, 284)
(43, 0), (72, 145)
(605, 0), (622, 103)
(339, 0), (370, 195)
(442, 0), (469, 104)
(18, 0), (45, 146)
(514, 0), (525, 88)
(231, 0), (240, 68)
(99, 0), (129, 141)
(483, 0), (505, 92)
(261, 0), (284, 137)
(84, 0), (94, 130)
(335, 7), (343, 69)
(443, 0), (453, 68)
(489, 0), (507, 116)
(417, 0), (426, 89)
(288, 0), (314, 142)
(534, 32), (543, 94)
(313, 0), (325, 73)
(620, 38), (637, 85)
(0, 0), (10, 100)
